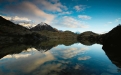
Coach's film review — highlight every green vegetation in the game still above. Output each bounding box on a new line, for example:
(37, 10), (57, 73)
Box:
(37, 30), (78, 39)
(77, 31), (102, 45)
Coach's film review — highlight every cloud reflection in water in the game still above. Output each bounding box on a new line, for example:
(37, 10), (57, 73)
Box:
(0, 44), (90, 75)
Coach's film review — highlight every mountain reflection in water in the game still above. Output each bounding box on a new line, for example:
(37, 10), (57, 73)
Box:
(0, 39), (121, 75)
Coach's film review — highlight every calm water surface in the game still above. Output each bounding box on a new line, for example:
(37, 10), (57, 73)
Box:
(0, 43), (121, 75)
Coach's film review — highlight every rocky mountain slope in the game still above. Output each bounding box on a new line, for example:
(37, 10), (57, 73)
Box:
(0, 16), (47, 44)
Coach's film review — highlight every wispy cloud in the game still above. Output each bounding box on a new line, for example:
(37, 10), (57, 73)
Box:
(78, 56), (91, 60)
(115, 18), (121, 22)
(0, 0), (69, 25)
(52, 46), (89, 59)
(12, 16), (31, 21)
(1, 15), (36, 27)
(104, 22), (113, 26)
(0, 0), (91, 29)
(107, 22), (112, 24)
(74, 5), (87, 12)
(3, 1), (55, 24)
(3, 54), (31, 59)
(2, 51), (55, 73)
(105, 17), (121, 26)
(1, 16), (12, 20)
(58, 11), (72, 15)
(2, 16), (31, 22)
(78, 15), (91, 20)
(53, 16), (89, 28)
(34, 0), (67, 12)
(36, 63), (63, 75)
(62, 16), (87, 28)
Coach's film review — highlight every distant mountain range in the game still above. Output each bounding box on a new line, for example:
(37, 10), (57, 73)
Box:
(30, 22), (58, 32)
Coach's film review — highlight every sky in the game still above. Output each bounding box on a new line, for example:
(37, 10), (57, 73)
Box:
(0, 0), (121, 33)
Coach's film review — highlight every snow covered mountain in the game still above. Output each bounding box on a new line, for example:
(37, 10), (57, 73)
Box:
(30, 22), (58, 32)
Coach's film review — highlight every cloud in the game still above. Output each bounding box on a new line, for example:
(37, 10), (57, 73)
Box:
(0, 0), (68, 24)
(2, 16), (31, 22)
(54, 16), (89, 28)
(115, 18), (121, 22)
(12, 16), (31, 21)
(107, 22), (112, 24)
(0, 51), (55, 74)
(34, 0), (67, 12)
(1, 15), (36, 27)
(58, 11), (72, 15)
(2, 1), (55, 24)
(2, 54), (31, 59)
(1, 16), (12, 20)
(78, 15), (91, 20)
(52, 46), (89, 59)
(74, 5), (87, 12)
(35, 63), (64, 75)
(105, 21), (113, 26)
(78, 56), (91, 60)
(1, 48), (37, 60)
(74, 64), (81, 70)
(0, 44), (90, 75)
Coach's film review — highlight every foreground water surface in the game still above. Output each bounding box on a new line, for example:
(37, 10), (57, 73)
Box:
(0, 42), (121, 75)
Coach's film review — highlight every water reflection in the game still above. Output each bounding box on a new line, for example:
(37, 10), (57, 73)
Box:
(78, 56), (91, 60)
(52, 46), (89, 59)
(0, 39), (121, 75)
(0, 39), (77, 59)
(0, 52), (55, 75)
(78, 37), (121, 72)
(102, 45), (121, 69)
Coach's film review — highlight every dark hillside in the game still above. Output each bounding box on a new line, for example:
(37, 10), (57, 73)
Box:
(0, 16), (47, 44)
(0, 16), (31, 35)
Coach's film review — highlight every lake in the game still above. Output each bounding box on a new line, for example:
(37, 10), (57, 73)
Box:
(0, 42), (121, 75)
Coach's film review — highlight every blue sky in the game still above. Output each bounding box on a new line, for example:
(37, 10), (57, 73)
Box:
(0, 0), (121, 33)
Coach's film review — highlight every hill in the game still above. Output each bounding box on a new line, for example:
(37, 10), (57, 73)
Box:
(102, 24), (121, 49)
(0, 16), (31, 35)
(77, 31), (102, 45)
(0, 16), (47, 44)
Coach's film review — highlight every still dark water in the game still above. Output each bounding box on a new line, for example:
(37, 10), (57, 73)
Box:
(0, 43), (121, 75)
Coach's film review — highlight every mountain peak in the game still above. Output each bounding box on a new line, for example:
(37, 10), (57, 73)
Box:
(30, 22), (58, 32)
(38, 22), (48, 26)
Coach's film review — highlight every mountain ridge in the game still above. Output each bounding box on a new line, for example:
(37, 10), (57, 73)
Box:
(0, 16), (48, 44)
